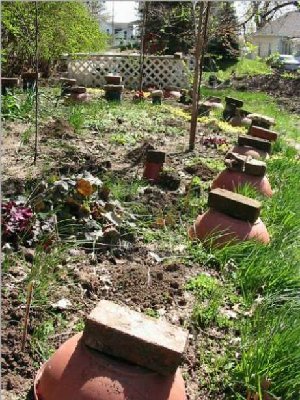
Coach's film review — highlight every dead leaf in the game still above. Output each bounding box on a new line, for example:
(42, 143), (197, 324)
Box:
(76, 179), (94, 197)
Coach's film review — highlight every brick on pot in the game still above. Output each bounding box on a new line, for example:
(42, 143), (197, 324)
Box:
(83, 300), (189, 376)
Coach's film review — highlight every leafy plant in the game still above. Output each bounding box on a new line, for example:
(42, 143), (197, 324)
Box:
(1, 201), (33, 244)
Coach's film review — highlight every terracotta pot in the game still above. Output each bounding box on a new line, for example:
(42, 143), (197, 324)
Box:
(231, 145), (269, 160)
(143, 151), (166, 183)
(212, 170), (273, 197)
(68, 93), (90, 103)
(1, 77), (19, 94)
(189, 209), (270, 248)
(34, 333), (186, 400)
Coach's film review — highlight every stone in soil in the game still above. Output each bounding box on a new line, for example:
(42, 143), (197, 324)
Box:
(83, 299), (189, 375)
(208, 188), (261, 223)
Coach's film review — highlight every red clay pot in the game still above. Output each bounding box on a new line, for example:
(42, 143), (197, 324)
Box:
(34, 333), (186, 400)
(189, 209), (270, 248)
(68, 93), (89, 102)
(231, 145), (269, 160)
(143, 151), (166, 183)
(212, 170), (273, 197)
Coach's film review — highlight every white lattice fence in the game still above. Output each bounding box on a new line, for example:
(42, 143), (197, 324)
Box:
(62, 54), (194, 89)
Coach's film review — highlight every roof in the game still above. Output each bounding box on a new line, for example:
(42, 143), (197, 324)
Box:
(254, 11), (300, 38)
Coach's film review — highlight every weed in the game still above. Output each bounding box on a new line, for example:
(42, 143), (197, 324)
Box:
(144, 308), (159, 318)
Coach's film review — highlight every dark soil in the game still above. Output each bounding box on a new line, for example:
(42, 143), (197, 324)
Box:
(233, 73), (300, 113)
(184, 161), (216, 181)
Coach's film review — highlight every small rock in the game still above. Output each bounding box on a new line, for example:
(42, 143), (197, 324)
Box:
(170, 281), (179, 289)
(2, 243), (13, 254)
(103, 227), (120, 244)
(21, 247), (34, 263)
(156, 272), (164, 280)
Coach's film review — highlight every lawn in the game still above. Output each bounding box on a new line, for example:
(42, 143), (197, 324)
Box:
(1, 82), (300, 400)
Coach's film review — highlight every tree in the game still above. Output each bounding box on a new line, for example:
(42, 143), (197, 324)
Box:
(139, 1), (239, 67)
(140, 2), (197, 55)
(1, 1), (108, 76)
(206, 2), (240, 68)
(240, 1), (300, 30)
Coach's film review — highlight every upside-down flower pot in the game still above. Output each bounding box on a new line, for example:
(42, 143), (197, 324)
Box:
(212, 170), (273, 197)
(188, 209), (270, 248)
(34, 333), (186, 400)
(143, 151), (166, 183)
(231, 145), (269, 160)
(1, 77), (19, 94)
(22, 72), (40, 91)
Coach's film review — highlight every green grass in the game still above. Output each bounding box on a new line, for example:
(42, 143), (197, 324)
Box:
(204, 58), (272, 81)
(201, 87), (300, 141)
(210, 149), (300, 398)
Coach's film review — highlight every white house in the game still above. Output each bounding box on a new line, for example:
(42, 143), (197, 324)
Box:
(101, 21), (139, 47)
(251, 11), (300, 57)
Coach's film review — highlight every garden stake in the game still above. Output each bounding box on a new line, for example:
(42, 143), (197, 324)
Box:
(33, 0), (39, 166)
(189, 2), (205, 151)
(138, 1), (148, 92)
(21, 281), (34, 352)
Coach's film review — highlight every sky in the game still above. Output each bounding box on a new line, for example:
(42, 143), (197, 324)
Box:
(103, 1), (247, 24)
(104, 1), (139, 23)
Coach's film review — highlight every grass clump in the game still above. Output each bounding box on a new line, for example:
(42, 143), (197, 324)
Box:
(211, 147), (300, 398)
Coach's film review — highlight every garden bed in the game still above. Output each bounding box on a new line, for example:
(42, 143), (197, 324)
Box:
(1, 84), (299, 400)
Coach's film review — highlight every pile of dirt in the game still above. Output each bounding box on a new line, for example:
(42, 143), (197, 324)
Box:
(42, 118), (75, 139)
(233, 74), (300, 113)
(126, 141), (154, 165)
(184, 161), (217, 181)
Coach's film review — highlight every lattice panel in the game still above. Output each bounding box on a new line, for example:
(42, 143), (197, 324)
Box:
(65, 54), (194, 89)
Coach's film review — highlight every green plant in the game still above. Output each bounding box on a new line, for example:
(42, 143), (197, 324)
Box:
(1, 1), (108, 75)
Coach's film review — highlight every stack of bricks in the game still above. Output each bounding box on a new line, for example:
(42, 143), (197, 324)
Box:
(104, 75), (124, 102)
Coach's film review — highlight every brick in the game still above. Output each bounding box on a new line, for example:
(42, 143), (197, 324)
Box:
(208, 188), (261, 223)
(83, 300), (188, 376)
(105, 75), (122, 85)
(68, 86), (86, 94)
(151, 90), (163, 98)
(103, 84), (124, 92)
(146, 150), (166, 163)
(249, 125), (278, 142)
(238, 135), (271, 153)
(225, 153), (266, 176)
(225, 96), (243, 108)
(245, 159), (266, 177)
(247, 113), (275, 128)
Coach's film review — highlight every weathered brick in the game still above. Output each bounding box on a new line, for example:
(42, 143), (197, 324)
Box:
(83, 300), (189, 376)
(238, 135), (271, 153)
(245, 159), (266, 176)
(225, 153), (266, 176)
(249, 125), (278, 142)
(208, 188), (261, 223)
(105, 75), (122, 85)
